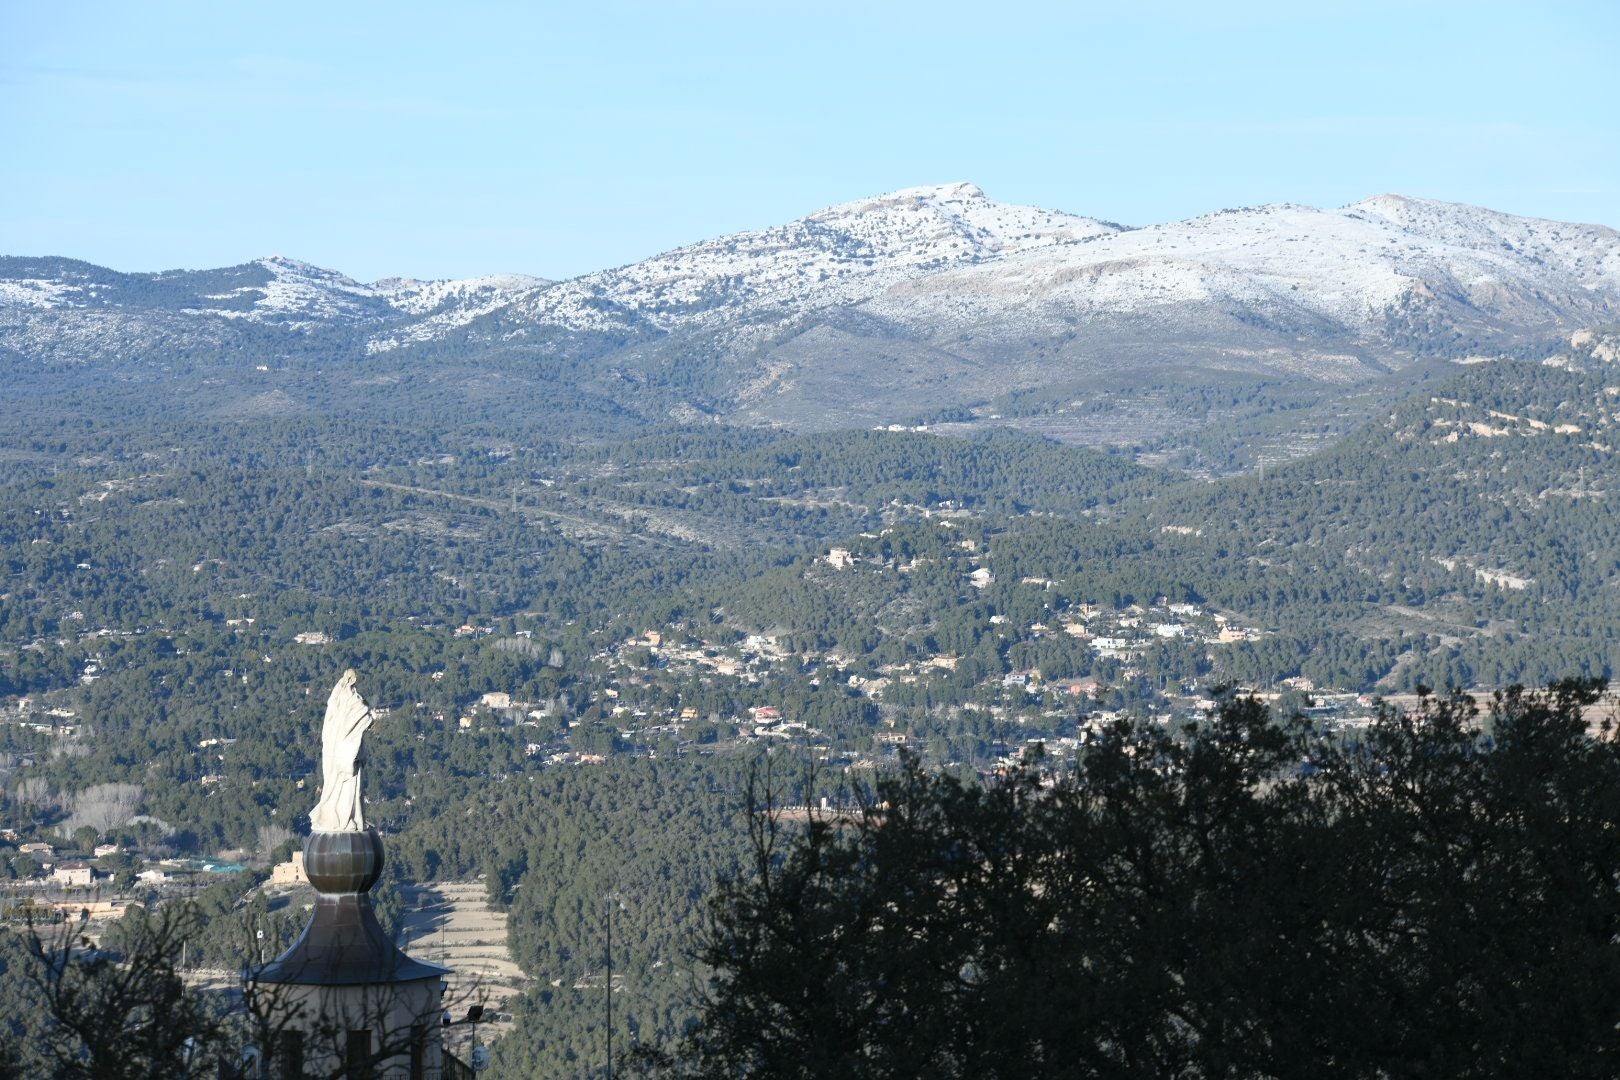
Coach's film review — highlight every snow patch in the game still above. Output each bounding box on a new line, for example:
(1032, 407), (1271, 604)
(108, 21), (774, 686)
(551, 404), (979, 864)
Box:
(0, 278), (84, 309)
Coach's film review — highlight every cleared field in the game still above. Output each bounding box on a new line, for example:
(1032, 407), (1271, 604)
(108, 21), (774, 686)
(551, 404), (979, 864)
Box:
(399, 879), (528, 1053)
(1371, 687), (1620, 735)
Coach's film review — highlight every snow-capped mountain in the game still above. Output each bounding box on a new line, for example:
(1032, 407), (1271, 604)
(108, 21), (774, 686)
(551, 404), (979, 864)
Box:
(4, 184), (1617, 426)
(0, 255), (543, 363)
(368, 272), (552, 350)
(0, 255), (385, 323)
(361, 181), (1120, 349)
(201, 256), (391, 324)
(370, 273), (552, 316)
(864, 194), (1620, 344)
(362, 186), (1620, 416)
(533, 181), (1116, 326)
(368, 184), (1618, 347)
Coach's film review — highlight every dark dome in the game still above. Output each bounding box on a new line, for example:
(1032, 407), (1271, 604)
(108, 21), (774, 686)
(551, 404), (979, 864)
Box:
(254, 827), (449, 987)
(304, 829), (384, 894)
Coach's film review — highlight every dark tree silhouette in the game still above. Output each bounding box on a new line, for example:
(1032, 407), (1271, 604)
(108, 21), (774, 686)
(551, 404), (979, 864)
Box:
(17, 903), (224, 1079)
(663, 680), (1620, 1079)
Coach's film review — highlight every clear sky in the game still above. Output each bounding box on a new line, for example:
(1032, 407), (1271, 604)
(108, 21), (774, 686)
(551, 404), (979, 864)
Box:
(3, 1), (1616, 282)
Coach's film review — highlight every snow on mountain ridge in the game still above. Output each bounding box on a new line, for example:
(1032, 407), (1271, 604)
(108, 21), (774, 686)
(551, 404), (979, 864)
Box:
(806, 180), (1120, 259)
(480, 181), (1124, 339)
(231, 256), (385, 323)
(861, 195), (1620, 338)
(1344, 194), (1620, 292)
(418, 187), (1617, 353)
(364, 273), (556, 351)
(0, 255), (389, 324)
(5, 186), (1617, 366)
(370, 273), (552, 315)
(0, 277), (84, 310)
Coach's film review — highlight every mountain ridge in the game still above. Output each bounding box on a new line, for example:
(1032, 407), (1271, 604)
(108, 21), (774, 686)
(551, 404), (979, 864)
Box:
(6, 186), (1614, 340)
(4, 185), (1618, 433)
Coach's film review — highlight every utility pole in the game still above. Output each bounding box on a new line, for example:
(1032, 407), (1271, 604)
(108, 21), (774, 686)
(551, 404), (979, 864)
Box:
(605, 892), (623, 1079)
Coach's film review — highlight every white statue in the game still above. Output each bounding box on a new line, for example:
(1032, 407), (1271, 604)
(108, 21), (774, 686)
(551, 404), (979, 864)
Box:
(310, 669), (374, 833)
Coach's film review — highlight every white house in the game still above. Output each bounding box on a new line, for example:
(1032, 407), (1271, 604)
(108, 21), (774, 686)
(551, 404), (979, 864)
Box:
(52, 863), (93, 887)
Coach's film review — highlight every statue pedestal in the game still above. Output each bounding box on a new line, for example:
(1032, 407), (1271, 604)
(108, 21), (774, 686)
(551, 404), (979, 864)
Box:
(252, 829), (451, 1078)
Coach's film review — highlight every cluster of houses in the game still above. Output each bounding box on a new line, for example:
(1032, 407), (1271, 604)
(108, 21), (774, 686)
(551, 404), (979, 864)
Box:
(1041, 597), (1263, 660)
(6, 700), (80, 738)
(0, 816), (261, 907)
(439, 555), (1398, 771)
(3, 837), (125, 897)
(9, 840), (98, 887)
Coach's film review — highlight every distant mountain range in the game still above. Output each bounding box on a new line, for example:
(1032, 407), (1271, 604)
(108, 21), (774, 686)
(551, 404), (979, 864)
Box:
(5, 184), (1618, 433)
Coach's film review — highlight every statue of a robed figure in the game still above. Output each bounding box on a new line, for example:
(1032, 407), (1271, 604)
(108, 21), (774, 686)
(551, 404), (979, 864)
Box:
(310, 668), (374, 833)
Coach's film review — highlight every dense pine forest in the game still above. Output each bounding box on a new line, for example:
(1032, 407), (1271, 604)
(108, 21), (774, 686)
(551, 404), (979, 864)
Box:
(5, 346), (1620, 1073)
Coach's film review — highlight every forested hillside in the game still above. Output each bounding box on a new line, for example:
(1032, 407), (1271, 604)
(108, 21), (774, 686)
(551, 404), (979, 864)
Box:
(6, 346), (1620, 1072)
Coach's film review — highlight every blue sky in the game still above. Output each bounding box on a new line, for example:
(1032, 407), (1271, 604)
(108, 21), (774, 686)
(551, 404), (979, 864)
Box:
(3, 1), (1615, 281)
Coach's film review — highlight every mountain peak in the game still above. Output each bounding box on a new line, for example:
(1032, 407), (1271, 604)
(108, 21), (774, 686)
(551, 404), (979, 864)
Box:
(254, 254), (371, 290)
(497, 181), (1127, 338)
(1348, 193), (1417, 211)
(257, 254), (323, 272)
(889, 181), (987, 202)
(815, 182), (1003, 219)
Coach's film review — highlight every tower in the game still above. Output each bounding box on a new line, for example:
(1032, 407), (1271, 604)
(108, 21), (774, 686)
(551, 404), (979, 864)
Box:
(250, 671), (454, 1079)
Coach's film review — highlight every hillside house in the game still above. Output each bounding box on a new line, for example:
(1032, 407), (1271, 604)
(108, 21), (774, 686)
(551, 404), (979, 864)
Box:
(53, 862), (93, 887)
(270, 851), (308, 886)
